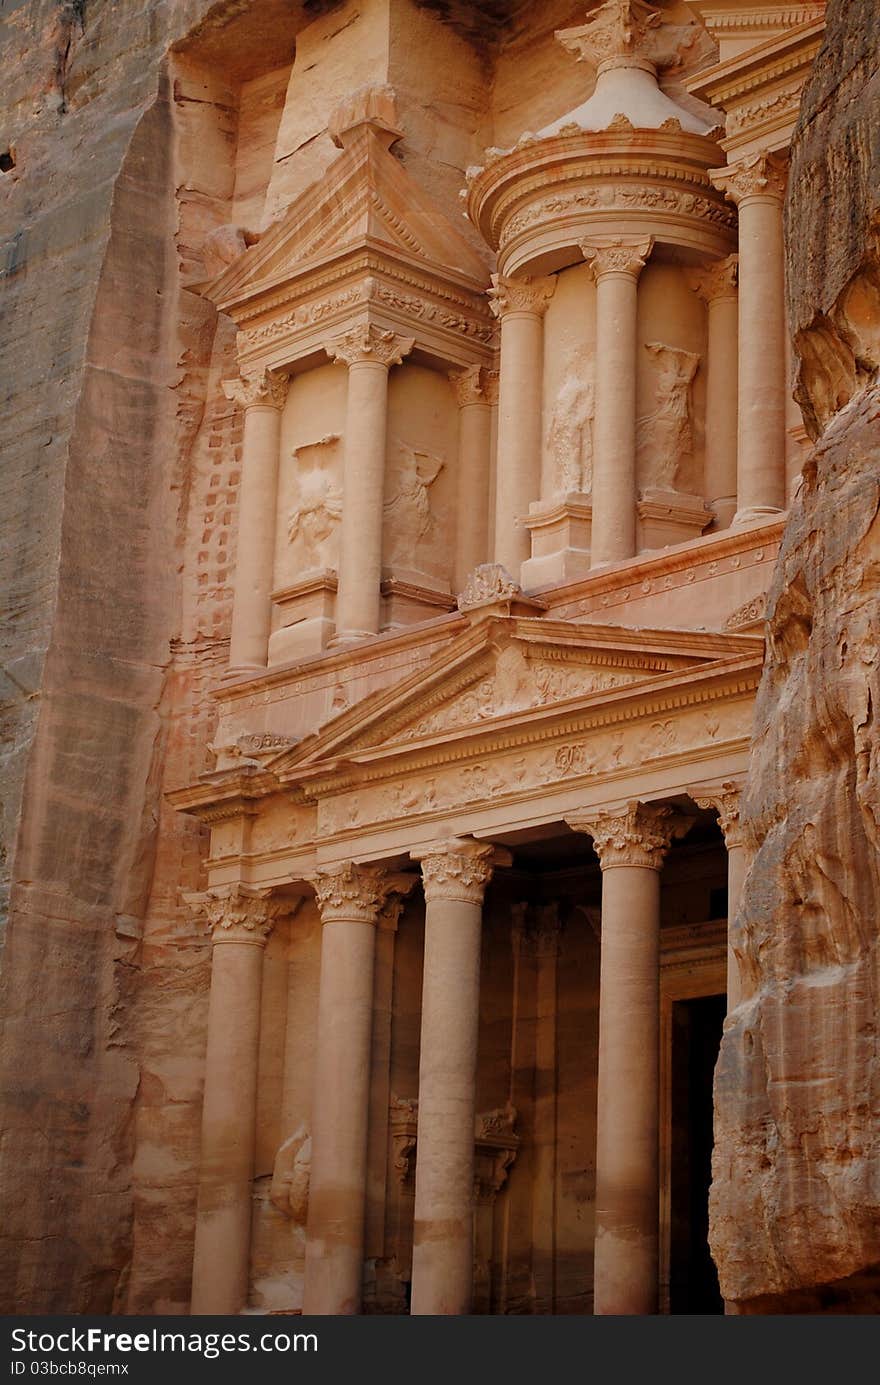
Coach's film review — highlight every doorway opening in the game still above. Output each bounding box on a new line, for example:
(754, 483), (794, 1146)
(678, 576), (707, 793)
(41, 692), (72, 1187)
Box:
(669, 992), (726, 1314)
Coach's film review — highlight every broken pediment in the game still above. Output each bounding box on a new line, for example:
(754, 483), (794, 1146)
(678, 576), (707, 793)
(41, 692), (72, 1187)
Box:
(268, 617), (762, 775)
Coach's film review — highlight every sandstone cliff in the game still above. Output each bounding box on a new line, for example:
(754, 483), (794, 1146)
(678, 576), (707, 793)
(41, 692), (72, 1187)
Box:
(710, 0), (880, 1313)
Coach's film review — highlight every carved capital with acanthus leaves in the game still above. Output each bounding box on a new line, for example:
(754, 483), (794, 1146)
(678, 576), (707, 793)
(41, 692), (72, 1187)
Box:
(448, 364), (499, 408)
(487, 273), (555, 320)
(186, 884), (290, 945)
(710, 151), (788, 207)
(567, 800), (693, 870)
(581, 236), (654, 281)
(324, 322), (415, 369)
(556, 1), (700, 76)
(309, 861), (416, 925)
(223, 368), (290, 411)
(692, 780), (744, 849)
(687, 254), (738, 304)
(412, 837), (508, 905)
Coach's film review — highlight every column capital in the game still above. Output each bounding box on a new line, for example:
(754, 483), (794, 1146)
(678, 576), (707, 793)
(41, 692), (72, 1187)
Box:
(187, 884), (289, 944)
(567, 800), (693, 870)
(324, 322), (415, 369)
(309, 861), (416, 924)
(222, 368), (289, 411)
(581, 236), (654, 282)
(692, 779), (744, 848)
(487, 273), (556, 320)
(710, 150), (788, 207)
(448, 363), (499, 408)
(687, 254), (738, 304)
(411, 837), (511, 905)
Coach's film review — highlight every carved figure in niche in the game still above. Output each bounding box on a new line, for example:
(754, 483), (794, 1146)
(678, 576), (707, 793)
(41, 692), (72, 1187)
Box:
(636, 342), (700, 488)
(287, 435), (343, 571)
(269, 1124), (311, 1223)
(545, 348), (595, 496)
(383, 439), (444, 565)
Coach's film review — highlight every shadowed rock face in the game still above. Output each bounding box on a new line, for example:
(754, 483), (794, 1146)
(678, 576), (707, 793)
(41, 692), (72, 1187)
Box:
(709, 0), (880, 1314)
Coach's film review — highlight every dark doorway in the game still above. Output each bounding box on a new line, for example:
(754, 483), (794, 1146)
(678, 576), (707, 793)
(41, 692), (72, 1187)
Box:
(669, 992), (726, 1314)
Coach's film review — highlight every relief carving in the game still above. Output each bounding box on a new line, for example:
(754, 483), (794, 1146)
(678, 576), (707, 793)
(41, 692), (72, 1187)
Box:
(545, 348), (595, 496)
(287, 435), (343, 571)
(269, 1125), (311, 1224)
(383, 440), (445, 564)
(636, 342), (700, 488)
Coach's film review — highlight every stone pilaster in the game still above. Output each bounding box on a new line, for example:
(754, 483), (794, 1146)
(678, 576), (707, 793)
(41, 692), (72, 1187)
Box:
(222, 369), (290, 670)
(190, 885), (288, 1315)
(325, 324), (414, 640)
(449, 365), (498, 591)
(581, 238), (653, 566)
(693, 780), (747, 1011)
(567, 800), (691, 1314)
(711, 152), (788, 522)
(488, 274), (555, 579)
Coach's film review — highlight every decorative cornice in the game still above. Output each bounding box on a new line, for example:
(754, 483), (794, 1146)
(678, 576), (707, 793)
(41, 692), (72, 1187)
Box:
(566, 799), (693, 868)
(185, 884), (289, 944)
(324, 322), (414, 368)
(448, 364), (499, 408)
(710, 150), (788, 205)
(222, 368), (289, 410)
(412, 837), (499, 905)
(687, 253), (738, 303)
(581, 236), (654, 280)
(309, 861), (415, 924)
(487, 273), (555, 319)
(692, 779), (744, 847)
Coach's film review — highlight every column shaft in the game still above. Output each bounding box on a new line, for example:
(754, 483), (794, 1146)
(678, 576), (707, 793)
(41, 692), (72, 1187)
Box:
(451, 366), (496, 591)
(737, 197), (786, 515)
(726, 843), (747, 1011)
(690, 257), (739, 529)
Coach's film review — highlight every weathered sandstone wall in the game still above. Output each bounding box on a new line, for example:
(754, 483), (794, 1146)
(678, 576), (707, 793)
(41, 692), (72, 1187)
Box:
(710, 0), (880, 1313)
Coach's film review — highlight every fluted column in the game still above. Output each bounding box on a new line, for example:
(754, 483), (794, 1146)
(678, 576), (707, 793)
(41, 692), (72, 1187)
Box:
(567, 801), (691, 1315)
(694, 781), (746, 1012)
(689, 256), (739, 529)
(303, 862), (412, 1314)
(190, 886), (286, 1314)
(580, 238), (653, 567)
(711, 152), (788, 522)
(222, 369), (290, 670)
(409, 837), (504, 1314)
(325, 325), (414, 640)
(449, 365), (498, 591)
(488, 275), (555, 578)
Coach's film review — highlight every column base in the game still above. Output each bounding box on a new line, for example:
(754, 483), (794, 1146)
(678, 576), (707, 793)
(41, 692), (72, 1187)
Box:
(732, 505), (785, 526)
(269, 571), (338, 664)
(709, 496), (737, 530)
(521, 493), (593, 589)
(637, 489), (711, 550)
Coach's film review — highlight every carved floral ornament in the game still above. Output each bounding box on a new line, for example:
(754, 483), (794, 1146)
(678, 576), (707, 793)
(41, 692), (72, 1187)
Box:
(309, 860), (415, 923)
(581, 236), (654, 280)
(222, 367), (290, 411)
(186, 884), (291, 944)
(566, 800), (694, 869)
(710, 150), (788, 206)
(324, 322), (415, 369)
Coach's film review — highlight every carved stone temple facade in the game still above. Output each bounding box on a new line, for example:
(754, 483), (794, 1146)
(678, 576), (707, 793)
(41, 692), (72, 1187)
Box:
(4, 0), (877, 1320)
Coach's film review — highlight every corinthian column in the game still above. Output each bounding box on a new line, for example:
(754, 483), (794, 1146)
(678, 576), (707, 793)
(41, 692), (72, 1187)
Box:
(325, 325), (414, 640)
(693, 780), (747, 1012)
(409, 837), (507, 1314)
(711, 152), (788, 522)
(449, 365), (498, 591)
(303, 862), (413, 1314)
(580, 238), (653, 567)
(688, 256), (739, 528)
(190, 886), (287, 1314)
(222, 369), (290, 671)
(567, 801), (692, 1315)
(488, 275), (555, 579)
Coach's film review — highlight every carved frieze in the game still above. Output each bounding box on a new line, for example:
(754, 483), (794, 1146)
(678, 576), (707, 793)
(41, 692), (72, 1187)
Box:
(501, 185), (736, 249)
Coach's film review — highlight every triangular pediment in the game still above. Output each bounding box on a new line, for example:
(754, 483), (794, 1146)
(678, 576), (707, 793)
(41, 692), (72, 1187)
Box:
(208, 121), (488, 312)
(269, 618), (763, 778)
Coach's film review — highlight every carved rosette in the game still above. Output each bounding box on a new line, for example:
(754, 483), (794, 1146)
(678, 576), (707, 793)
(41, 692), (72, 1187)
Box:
(191, 884), (288, 945)
(710, 151), (788, 206)
(693, 780), (744, 849)
(687, 253), (738, 304)
(567, 800), (693, 869)
(310, 861), (414, 924)
(324, 322), (415, 369)
(487, 273), (556, 320)
(456, 563), (521, 611)
(581, 236), (654, 281)
(222, 368), (290, 411)
(448, 364), (499, 408)
(415, 838), (497, 905)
